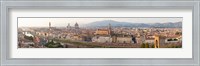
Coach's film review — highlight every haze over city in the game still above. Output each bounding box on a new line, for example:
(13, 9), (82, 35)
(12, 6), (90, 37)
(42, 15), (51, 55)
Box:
(18, 18), (182, 27)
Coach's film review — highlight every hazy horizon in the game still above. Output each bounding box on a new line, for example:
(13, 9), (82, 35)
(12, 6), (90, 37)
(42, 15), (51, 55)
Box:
(18, 17), (182, 27)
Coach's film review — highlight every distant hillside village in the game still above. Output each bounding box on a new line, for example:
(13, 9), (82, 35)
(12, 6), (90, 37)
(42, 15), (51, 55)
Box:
(18, 22), (182, 48)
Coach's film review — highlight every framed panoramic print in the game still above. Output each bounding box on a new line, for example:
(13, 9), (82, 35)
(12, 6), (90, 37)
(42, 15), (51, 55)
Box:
(1, 0), (200, 66)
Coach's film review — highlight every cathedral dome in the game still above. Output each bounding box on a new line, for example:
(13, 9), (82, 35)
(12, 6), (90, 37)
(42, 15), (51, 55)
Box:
(75, 22), (79, 29)
(75, 22), (78, 26)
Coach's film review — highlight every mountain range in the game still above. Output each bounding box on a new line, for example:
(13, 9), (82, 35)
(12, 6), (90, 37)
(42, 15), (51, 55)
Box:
(85, 20), (182, 28)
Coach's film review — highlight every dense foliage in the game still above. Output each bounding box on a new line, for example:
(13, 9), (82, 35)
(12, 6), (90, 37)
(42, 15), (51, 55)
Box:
(45, 40), (64, 48)
(24, 35), (33, 41)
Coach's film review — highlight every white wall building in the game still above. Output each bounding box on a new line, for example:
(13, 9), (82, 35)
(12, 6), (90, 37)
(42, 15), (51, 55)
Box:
(116, 37), (133, 43)
(92, 36), (112, 43)
(145, 38), (154, 44)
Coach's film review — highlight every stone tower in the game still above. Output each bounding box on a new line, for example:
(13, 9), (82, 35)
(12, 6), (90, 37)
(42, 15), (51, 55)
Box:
(67, 23), (71, 29)
(154, 35), (166, 48)
(108, 23), (112, 36)
(49, 22), (51, 30)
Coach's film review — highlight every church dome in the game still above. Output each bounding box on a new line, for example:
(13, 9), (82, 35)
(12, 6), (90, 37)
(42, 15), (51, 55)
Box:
(75, 22), (79, 29)
(75, 22), (78, 26)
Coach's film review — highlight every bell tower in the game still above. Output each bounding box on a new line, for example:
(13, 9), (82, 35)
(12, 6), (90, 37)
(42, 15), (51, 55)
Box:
(49, 22), (51, 30)
(108, 23), (112, 35)
(154, 35), (166, 48)
(67, 23), (71, 29)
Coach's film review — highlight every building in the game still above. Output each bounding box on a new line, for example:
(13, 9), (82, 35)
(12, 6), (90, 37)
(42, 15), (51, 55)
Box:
(36, 32), (50, 37)
(93, 24), (135, 44)
(33, 36), (40, 44)
(116, 37), (133, 43)
(154, 35), (166, 48)
(49, 22), (51, 30)
(19, 41), (35, 48)
(165, 35), (182, 43)
(67, 23), (71, 29)
(92, 36), (112, 43)
(74, 22), (79, 29)
(66, 22), (79, 29)
(145, 38), (154, 44)
(95, 29), (110, 35)
(66, 22), (81, 34)
(72, 35), (83, 41)
(108, 23), (112, 35)
(136, 31), (146, 44)
(92, 35), (134, 44)
(112, 34), (135, 44)
(94, 23), (113, 35)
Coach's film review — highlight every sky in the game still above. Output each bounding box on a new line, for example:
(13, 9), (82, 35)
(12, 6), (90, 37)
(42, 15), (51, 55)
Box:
(18, 17), (182, 27)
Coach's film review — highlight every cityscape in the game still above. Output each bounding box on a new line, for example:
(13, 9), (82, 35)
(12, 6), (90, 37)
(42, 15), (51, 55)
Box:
(18, 18), (182, 48)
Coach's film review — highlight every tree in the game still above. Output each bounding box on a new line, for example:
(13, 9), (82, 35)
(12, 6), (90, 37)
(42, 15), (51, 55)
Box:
(24, 35), (33, 41)
(151, 44), (155, 48)
(167, 39), (173, 41)
(45, 40), (64, 48)
(174, 38), (178, 41)
(145, 43), (149, 48)
(141, 43), (145, 48)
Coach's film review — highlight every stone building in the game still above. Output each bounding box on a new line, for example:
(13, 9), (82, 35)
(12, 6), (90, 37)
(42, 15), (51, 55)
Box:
(92, 23), (135, 44)
(154, 35), (166, 48)
(49, 22), (51, 31)
(67, 23), (71, 29)
(92, 36), (112, 43)
(94, 23), (113, 35)
(94, 29), (110, 35)
(66, 22), (79, 29)
(145, 38), (154, 44)
(116, 37), (133, 43)
(74, 22), (79, 29)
